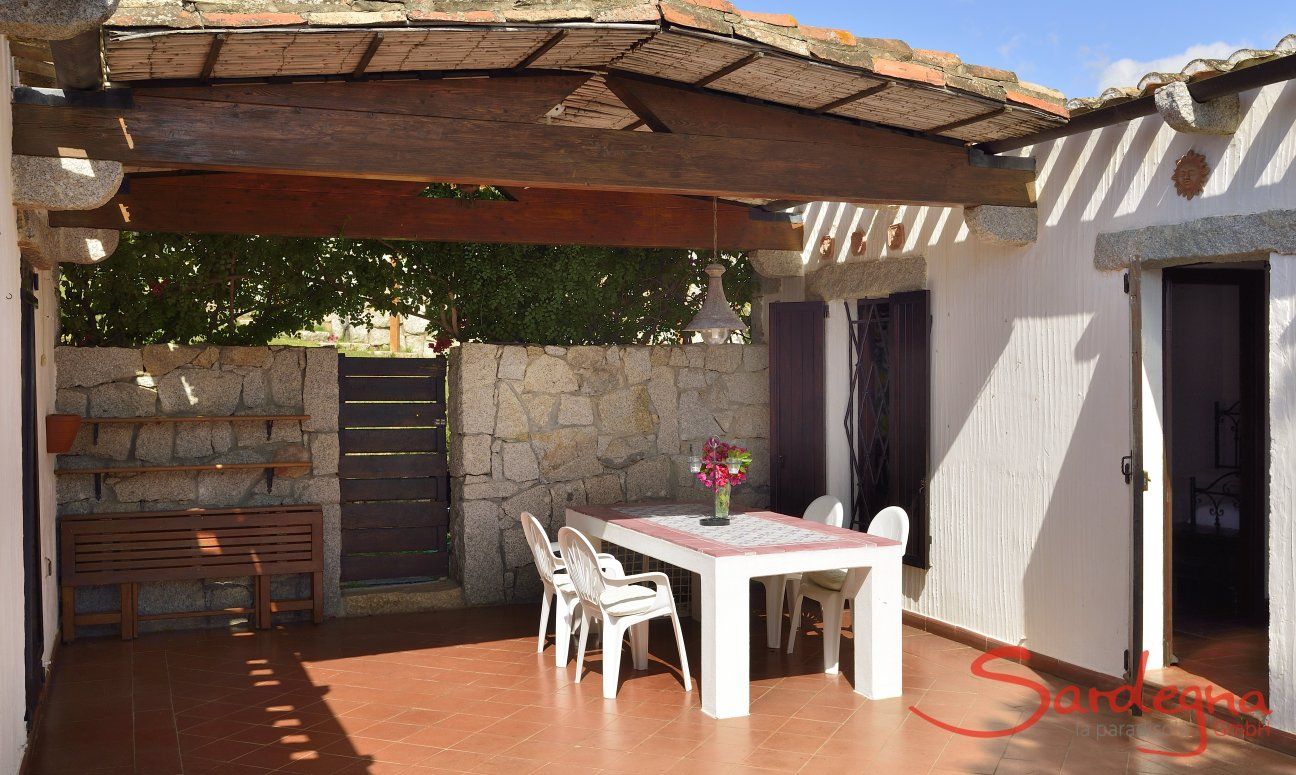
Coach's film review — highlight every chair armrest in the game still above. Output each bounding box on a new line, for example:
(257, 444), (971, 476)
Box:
(603, 571), (671, 590)
(596, 554), (625, 578)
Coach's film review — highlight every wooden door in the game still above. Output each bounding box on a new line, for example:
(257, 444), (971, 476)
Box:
(888, 290), (931, 568)
(338, 355), (450, 584)
(21, 271), (44, 726)
(768, 301), (826, 516)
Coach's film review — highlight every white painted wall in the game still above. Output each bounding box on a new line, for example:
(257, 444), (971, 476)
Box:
(804, 78), (1296, 691)
(34, 267), (59, 667)
(1269, 255), (1296, 731)
(0, 35), (30, 773)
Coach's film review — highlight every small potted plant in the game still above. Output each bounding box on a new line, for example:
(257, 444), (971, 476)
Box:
(690, 436), (752, 526)
(45, 414), (82, 454)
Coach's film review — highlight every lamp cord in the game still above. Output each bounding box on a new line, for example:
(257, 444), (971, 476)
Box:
(712, 196), (718, 262)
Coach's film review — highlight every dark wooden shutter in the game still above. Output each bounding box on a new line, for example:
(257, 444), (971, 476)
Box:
(888, 290), (931, 568)
(768, 301), (826, 516)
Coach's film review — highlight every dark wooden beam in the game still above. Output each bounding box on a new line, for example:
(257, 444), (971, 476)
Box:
(352, 32), (384, 78)
(694, 52), (764, 88)
(199, 33), (227, 81)
(811, 82), (891, 114)
(14, 77), (1036, 207)
(515, 30), (568, 69)
(924, 106), (1008, 136)
(49, 173), (804, 251)
(49, 30), (102, 90)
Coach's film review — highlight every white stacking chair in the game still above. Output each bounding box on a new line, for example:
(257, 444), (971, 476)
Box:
(787, 506), (909, 674)
(557, 526), (692, 699)
(754, 495), (844, 649)
(520, 512), (623, 667)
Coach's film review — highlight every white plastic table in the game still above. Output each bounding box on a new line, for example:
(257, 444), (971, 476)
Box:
(565, 502), (904, 718)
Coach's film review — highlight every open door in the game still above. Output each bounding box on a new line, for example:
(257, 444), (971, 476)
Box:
(21, 270), (44, 726)
(1127, 263), (1146, 690)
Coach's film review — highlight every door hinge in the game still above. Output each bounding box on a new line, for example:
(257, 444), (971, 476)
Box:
(1123, 273), (1130, 294)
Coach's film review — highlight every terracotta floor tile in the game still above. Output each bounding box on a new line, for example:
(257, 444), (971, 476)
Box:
(22, 604), (1296, 775)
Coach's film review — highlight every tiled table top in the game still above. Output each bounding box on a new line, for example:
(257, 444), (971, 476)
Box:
(569, 501), (899, 558)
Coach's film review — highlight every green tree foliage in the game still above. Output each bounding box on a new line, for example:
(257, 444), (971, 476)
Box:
(59, 231), (753, 348)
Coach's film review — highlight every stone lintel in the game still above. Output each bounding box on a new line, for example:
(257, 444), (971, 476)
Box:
(963, 205), (1037, 247)
(1153, 81), (1242, 136)
(806, 255), (926, 301)
(1094, 208), (1296, 271)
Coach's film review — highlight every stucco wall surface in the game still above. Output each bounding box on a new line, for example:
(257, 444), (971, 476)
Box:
(791, 79), (1296, 693)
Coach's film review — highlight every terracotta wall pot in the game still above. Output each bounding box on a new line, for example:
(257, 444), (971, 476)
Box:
(45, 414), (82, 454)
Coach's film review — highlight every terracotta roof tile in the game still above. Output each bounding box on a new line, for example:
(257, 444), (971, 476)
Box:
(305, 11), (406, 27)
(408, 10), (507, 24)
(872, 58), (946, 87)
(800, 25), (856, 47)
(660, 1), (729, 35)
(1069, 34), (1295, 114)
(686, 0), (738, 11)
(102, 0), (1070, 140)
(735, 10), (797, 27)
(912, 49), (961, 69)
(960, 62), (1016, 82)
(1004, 86), (1067, 117)
(199, 12), (306, 28)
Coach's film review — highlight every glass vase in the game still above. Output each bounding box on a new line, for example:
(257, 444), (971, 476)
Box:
(713, 482), (732, 520)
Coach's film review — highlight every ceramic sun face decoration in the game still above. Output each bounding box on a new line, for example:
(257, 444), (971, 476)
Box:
(1173, 150), (1210, 200)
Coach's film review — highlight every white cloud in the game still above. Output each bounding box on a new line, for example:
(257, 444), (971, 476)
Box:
(1093, 41), (1248, 92)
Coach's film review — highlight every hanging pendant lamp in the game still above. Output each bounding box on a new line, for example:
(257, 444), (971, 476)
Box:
(684, 198), (748, 344)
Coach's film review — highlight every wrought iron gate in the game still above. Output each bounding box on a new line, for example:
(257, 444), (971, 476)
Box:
(845, 300), (890, 531)
(338, 355), (450, 585)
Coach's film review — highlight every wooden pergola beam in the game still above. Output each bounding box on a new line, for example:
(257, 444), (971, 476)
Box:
(48, 173), (804, 251)
(13, 76), (1035, 207)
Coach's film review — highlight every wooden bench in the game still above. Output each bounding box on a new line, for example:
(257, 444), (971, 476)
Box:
(60, 504), (324, 642)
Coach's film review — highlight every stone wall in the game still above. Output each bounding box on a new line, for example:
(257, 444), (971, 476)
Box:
(54, 345), (341, 630)
(448, 343), (769, 605)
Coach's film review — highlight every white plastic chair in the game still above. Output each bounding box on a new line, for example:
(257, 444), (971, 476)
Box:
(520, 512), (623, 667)
(754, 495), (844, 649)
(557, 526), (692, 699)
(787, 506), (909, 674)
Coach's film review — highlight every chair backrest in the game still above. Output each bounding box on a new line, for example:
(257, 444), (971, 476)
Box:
(867, 506), (910, 548)
(803, 495), (845, 529)
(520, 512), (561, 584)
(556, 526), (607, 612)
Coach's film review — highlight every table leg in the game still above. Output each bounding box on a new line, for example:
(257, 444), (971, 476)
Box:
(701, 567), (750, 718)
(850, 556), (903, 699)
(689, 572), (701, 622)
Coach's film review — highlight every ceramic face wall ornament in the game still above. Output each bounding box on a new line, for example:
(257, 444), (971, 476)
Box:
(1173, 150), (1210, 200)
(850, 230), (866, 256)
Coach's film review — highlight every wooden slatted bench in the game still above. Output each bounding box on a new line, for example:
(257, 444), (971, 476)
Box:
(59, 504), (324, 643)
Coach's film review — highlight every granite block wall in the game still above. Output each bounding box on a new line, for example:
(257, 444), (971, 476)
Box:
(448, 343), (769, 605)
(54, 345), (341, 630)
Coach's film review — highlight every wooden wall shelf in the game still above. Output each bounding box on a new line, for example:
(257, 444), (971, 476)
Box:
(55, 462), (312, 475)
(82, 414), (310, 443)
(56, 461), (313, 500)
(84, 415), (310, 425)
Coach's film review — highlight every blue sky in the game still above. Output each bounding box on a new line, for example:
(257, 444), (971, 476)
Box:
(736, 0), (1294, 98)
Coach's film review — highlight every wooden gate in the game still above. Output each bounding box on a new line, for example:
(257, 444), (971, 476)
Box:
(338, 355), (449, 585)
